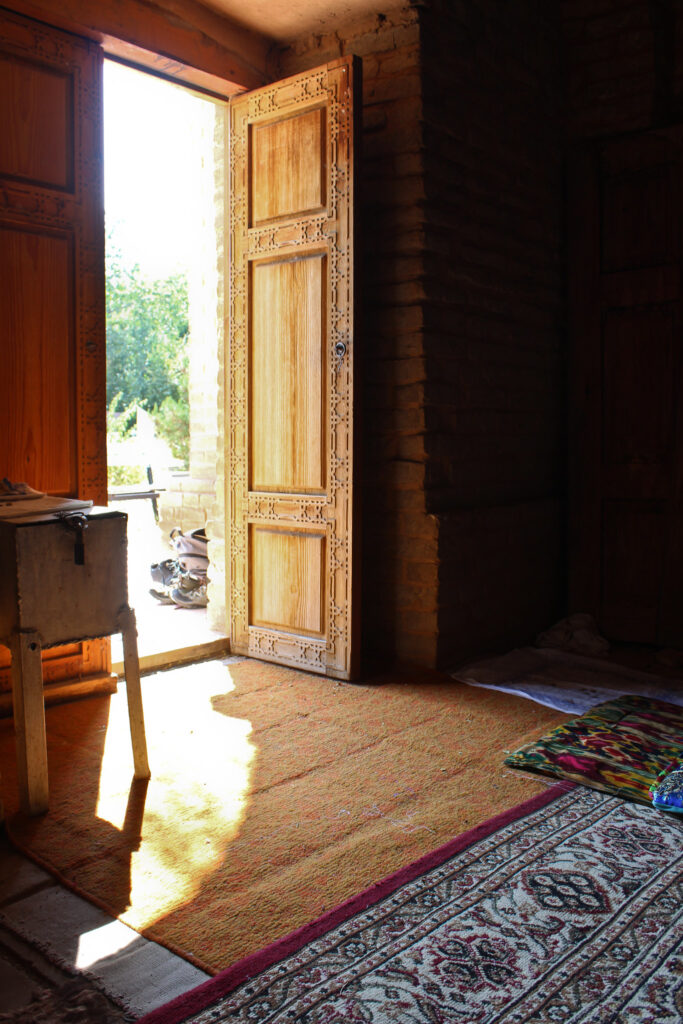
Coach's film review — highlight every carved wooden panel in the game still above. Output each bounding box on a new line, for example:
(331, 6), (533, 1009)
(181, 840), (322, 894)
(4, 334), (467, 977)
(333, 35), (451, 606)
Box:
(250, 526), (326, 635)
(0, 8), (108, 694)
(250, 254), (326, 493)
(0, 226), (76, 490)
(251, 108), (325, 225)
(0, 54), (74, 189)
(229, 57), (359, 679)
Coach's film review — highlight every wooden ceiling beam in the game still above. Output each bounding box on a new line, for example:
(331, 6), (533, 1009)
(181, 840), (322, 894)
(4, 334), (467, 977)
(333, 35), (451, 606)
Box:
(0, 0), (270, 93)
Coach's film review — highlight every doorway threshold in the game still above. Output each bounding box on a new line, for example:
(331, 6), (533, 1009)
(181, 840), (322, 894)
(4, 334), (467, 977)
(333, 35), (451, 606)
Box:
(112, 634), (230, 676)
(111, 601), (229, 675)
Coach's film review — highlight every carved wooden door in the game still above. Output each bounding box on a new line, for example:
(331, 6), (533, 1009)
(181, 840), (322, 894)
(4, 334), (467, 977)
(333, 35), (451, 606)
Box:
(0, 8), (110, 696)
(228, 57), (360, 679)
(569, 129), (683, 645)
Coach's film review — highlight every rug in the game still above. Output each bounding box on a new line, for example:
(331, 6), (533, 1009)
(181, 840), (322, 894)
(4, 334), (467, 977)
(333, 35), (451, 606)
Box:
(505, 694), (683, 803)
(453, 646), (683, 715)
(0, 659), (567, 973)
(135, 784), (683, 1024)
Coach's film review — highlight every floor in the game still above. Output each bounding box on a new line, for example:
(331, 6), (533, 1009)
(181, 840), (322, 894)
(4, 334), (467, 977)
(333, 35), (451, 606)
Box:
(0, 831), (209, 1019)
(0, 504), (222, 1019)
(2, 636), (682, 1019)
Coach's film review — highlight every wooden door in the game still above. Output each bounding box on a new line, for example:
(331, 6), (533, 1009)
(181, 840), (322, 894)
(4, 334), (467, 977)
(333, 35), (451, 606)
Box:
(0, 8), (109, 697)
(228, 57), (360, 679)
(569, 129), (683, 645)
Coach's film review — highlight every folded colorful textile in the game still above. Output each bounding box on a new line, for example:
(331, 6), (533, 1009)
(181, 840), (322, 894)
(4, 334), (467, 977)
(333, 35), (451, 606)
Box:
(504, 694), (683, 804)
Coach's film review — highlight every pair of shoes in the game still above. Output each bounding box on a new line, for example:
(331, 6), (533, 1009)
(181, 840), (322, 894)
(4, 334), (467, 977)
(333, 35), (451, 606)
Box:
(150, 570), (208, 608)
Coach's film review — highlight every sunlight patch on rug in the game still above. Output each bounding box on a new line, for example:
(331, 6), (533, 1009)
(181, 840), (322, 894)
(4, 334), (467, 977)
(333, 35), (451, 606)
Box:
(94, 661), (256, 925)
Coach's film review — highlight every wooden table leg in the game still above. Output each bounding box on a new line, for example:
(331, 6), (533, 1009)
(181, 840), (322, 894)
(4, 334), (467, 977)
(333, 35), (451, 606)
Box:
(117, 606), (150, 780)
(10, 630), (49, 815)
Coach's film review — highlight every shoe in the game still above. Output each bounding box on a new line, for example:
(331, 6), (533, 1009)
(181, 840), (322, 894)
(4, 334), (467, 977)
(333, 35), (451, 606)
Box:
(150, 558), (181, 586)
(177, 553), (209, 574)
(171, 583), (208, 608)
(149, 587), (175, 604)
(175, 570), (206, 592)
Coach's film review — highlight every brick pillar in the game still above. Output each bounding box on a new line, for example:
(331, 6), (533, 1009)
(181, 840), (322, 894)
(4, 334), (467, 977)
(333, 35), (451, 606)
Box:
(158, 102), (227, 633)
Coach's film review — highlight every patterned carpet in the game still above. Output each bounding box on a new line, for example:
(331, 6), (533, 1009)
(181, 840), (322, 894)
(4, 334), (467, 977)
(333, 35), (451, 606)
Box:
(138, 785), (683, 1024)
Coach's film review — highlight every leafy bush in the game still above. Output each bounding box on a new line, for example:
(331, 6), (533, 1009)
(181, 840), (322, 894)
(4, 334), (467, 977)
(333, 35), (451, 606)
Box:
(108, 465), (147, 488)
(106, 246), (190, 468)
(152, 394), (190, 467)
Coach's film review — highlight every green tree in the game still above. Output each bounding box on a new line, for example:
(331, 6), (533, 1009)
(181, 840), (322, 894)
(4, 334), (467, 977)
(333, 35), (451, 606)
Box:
(106, 247), (190, 467)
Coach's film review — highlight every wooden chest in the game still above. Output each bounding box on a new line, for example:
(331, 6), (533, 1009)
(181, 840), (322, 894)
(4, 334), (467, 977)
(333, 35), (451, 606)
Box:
(0, 510), (128, 646)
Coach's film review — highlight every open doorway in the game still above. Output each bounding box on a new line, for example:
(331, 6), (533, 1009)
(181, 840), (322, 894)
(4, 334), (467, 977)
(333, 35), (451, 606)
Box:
(103, 60), (228, 669)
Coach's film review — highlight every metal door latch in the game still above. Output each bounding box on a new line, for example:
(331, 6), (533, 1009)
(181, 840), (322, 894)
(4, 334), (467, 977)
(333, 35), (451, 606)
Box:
(334, 341), (346, 371)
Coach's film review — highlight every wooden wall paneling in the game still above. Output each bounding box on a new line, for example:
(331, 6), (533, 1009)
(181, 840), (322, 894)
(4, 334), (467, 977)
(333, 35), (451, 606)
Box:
(0, 7), (111, 698)
(229, 57), (359, 679)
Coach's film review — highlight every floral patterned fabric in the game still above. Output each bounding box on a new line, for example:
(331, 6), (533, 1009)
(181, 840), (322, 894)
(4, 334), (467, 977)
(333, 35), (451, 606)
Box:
(504, 694), (683, 804)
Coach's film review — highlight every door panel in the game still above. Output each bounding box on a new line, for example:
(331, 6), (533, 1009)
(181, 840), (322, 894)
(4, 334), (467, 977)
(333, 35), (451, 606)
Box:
(0, 8), (108, 695)
(250, 527), (326, 635)
(250, 255), (326, 493)
(0, 55), (74, 189)
(229, 56), (359, 679)
(569, 129), (683, 645)
(1, 226), (76, 491)
(251, 108), (325, 224)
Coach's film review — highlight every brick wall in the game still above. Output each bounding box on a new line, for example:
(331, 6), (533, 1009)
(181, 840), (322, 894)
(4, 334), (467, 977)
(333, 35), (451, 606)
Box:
(159, 104), (227, 632)
(562, 0), (683, 141)
(272, 5), (438, 667)
(421, 0), (566, 666)
(274, 0), (566, 669)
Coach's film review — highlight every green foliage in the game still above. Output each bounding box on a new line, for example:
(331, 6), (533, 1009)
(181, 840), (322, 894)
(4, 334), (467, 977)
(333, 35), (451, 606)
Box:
(106, 247), (190, 469)
(107, 393), (137, 438)
(152, 395), (190, 466)
(108, 465), (147, 487)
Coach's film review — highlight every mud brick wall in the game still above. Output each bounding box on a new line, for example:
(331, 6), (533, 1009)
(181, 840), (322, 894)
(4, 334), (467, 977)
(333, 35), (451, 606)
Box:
(423, 0), (569, 663)
(272, 5), (438, 667)
(420, 0), (566, 666)
(562, 0), (683, 140)
(275, 1), (567, 669)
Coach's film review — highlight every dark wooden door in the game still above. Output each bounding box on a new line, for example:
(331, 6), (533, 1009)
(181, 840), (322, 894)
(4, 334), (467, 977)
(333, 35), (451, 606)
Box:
(0, 7), (110, 695)
(569, 129), (683, 645)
